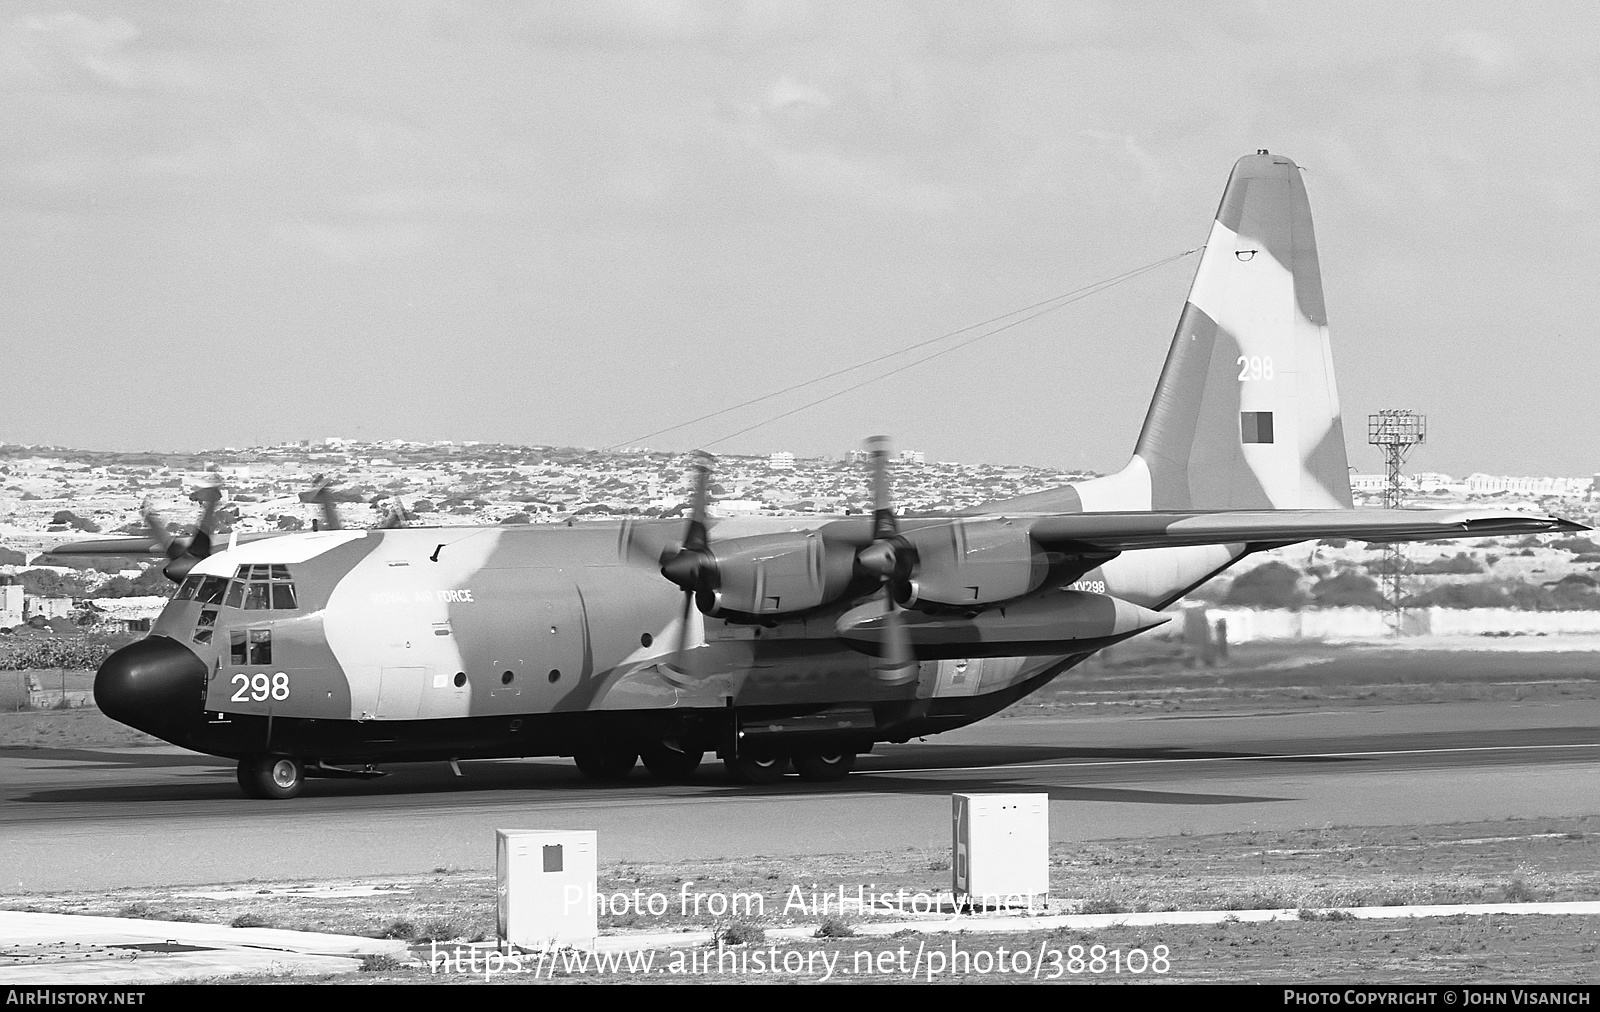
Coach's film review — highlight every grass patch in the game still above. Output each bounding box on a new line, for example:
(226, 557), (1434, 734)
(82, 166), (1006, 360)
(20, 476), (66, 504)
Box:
(359, 952), (403, 973)
(376, 919), (416, 939)
(814, 916), (855, 938)
(1502, 878), (1539, 903)
(1298, 908), (1357, 922)
(1078, 897), (1127, 915)
(413, 917), (468, 942)
(717, 919), (765, 946)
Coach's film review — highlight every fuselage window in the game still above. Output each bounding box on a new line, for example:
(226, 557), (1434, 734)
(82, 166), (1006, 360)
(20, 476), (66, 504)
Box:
(194, 608), (217, 646)
(230, 630), (247, 665)
(176, 576), (201, 601)
(248, 628), (272, 665)
(271, 584), (297, 610)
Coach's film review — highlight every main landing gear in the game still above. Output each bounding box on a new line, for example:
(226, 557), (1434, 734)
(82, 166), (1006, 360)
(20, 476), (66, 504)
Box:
(792, 751), (856, 782)
(723, 751), (857, 784)
(237, 756), (306, 800)
(573, 745), (708, 783)
(639, 743), (703, 783)
(573, 748), (637, 782)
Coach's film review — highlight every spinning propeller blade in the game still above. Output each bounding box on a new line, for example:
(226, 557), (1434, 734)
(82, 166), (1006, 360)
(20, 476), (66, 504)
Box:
(377, 496), (408, 529)
(305, 475), (343, 531)
(860, 436), (916, 685)
(144, 477), (224, 582)
(617, 451), (718, 681)
(658, 452), (715, 679)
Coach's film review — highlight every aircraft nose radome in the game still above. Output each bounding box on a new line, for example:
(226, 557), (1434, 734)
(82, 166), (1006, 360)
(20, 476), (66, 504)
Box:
(95, 637), (207, 742)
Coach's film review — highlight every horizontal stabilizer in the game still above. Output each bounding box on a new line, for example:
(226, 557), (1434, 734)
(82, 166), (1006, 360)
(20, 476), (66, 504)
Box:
(1022, 509), (1586, 554)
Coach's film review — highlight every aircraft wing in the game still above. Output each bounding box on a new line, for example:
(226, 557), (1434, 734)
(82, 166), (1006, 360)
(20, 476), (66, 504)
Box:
(40, 532), (285, 558)
(1020, 508), (1587, 553)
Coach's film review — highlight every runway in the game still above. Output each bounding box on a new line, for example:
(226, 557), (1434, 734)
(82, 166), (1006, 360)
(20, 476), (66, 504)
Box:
(4, 698), (1598, 894)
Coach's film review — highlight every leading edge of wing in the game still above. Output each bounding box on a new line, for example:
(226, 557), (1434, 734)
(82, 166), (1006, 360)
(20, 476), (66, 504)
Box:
(41, 531), (286, 557)
(1020, 508), (1588, 553)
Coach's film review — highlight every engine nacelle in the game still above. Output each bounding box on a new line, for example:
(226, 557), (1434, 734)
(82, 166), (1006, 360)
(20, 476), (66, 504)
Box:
(835, 589), (1169, 659)
(897, 519), (1048, 607)
(700, 531), (857, 617)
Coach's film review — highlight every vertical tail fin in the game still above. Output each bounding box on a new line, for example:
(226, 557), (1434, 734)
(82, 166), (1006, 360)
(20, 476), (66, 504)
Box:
(1132, 151), (1352, 511)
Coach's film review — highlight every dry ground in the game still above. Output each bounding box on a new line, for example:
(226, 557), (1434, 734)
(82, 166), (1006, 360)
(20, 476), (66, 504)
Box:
(2, 641), (1597, 982)
(3, 817), (1597, 983)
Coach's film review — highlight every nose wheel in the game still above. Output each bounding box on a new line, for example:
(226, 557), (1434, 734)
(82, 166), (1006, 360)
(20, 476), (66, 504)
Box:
(237, 756), (306, 800)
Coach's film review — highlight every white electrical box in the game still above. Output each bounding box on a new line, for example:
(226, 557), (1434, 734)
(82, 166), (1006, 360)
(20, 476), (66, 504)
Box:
(496, 829), (597, 950)
(951, 793), (1049, 906)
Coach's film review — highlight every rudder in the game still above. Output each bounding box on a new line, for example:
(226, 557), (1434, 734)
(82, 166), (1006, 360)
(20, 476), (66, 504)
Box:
(1133, 151), (1352, 511)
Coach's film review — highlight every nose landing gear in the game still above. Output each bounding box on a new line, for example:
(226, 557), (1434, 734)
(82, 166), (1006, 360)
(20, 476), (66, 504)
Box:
(237, 756), (306, 799)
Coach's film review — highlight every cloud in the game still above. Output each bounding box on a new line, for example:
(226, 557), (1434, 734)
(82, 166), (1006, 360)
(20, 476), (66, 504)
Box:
(766, 75), (831, 114)
(0, 11), (202, 91)
(272, 219), (428, 264)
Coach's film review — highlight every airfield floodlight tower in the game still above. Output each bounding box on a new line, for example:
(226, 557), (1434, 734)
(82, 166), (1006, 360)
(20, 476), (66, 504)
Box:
(1367, 410), (1427, 630)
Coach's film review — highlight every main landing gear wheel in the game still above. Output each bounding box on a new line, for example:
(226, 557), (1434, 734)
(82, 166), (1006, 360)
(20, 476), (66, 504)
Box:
(639, 743), (703, 783)
(573, 749), (638, 782)
(793, 752), (856, 782)
(725, 754), (789, 785)
(237, 756), (306, 800)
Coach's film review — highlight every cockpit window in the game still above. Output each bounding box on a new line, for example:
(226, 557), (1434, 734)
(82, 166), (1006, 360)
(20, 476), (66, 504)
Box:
(216, 564), (300, 611)
(196, 576), (228, 605)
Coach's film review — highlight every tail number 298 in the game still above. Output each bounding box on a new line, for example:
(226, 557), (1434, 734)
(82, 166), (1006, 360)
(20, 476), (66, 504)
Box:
(232, 672), (290, 702)
(1236, 355), (1274, 381)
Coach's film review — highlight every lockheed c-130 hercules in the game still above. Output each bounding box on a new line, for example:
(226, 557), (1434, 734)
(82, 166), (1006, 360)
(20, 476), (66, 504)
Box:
(58, 151), (1584, 799)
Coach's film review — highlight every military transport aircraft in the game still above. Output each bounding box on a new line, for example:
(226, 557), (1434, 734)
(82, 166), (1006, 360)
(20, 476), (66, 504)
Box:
(56, 151), (1584, 799)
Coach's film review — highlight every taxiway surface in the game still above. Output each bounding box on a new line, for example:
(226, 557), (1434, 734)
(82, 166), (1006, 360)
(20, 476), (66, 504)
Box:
(4, 699), (1598, 893)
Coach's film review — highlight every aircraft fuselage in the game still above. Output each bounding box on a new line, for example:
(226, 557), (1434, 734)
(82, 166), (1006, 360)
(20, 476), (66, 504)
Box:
(98, 516), (1207, 771)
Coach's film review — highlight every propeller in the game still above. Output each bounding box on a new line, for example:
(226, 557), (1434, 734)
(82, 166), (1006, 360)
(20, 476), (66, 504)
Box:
(142, 477), (223, 582)
(652, 452), (715, 681)
(377, 496), (409, 529)
(853, 436), (917, 685)
(304, 474), (343, 531)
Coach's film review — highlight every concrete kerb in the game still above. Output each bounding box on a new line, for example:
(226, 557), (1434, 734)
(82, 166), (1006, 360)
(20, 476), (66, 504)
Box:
(6, 901), (1600, 982)
(0, 910), (408, 984)
(589, 900), (1600, 952)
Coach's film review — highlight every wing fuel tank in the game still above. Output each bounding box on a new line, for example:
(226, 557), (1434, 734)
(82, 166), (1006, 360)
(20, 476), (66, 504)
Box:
(834, 590), (1169, 660)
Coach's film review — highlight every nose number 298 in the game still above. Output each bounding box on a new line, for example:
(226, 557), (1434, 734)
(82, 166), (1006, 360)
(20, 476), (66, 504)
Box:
(231, 672), (290, 702)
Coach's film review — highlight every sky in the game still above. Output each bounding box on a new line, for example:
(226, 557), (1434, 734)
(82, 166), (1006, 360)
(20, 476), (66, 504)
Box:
(1, 1), (1596, 478)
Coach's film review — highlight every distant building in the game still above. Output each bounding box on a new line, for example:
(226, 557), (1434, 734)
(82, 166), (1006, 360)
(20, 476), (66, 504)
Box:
(768, 452), (796, 471)
(899, 450), (925, 466)
(1462, 474), (1593, 497)
(24, 596), (74, 621)
(709, 499), (764, 516)
(0, 582), (22, 628)
(1352, 472), (1452, 493)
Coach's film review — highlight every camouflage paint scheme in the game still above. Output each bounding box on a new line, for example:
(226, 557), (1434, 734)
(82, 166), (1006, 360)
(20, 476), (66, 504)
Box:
(87, 153), (1585, 782)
